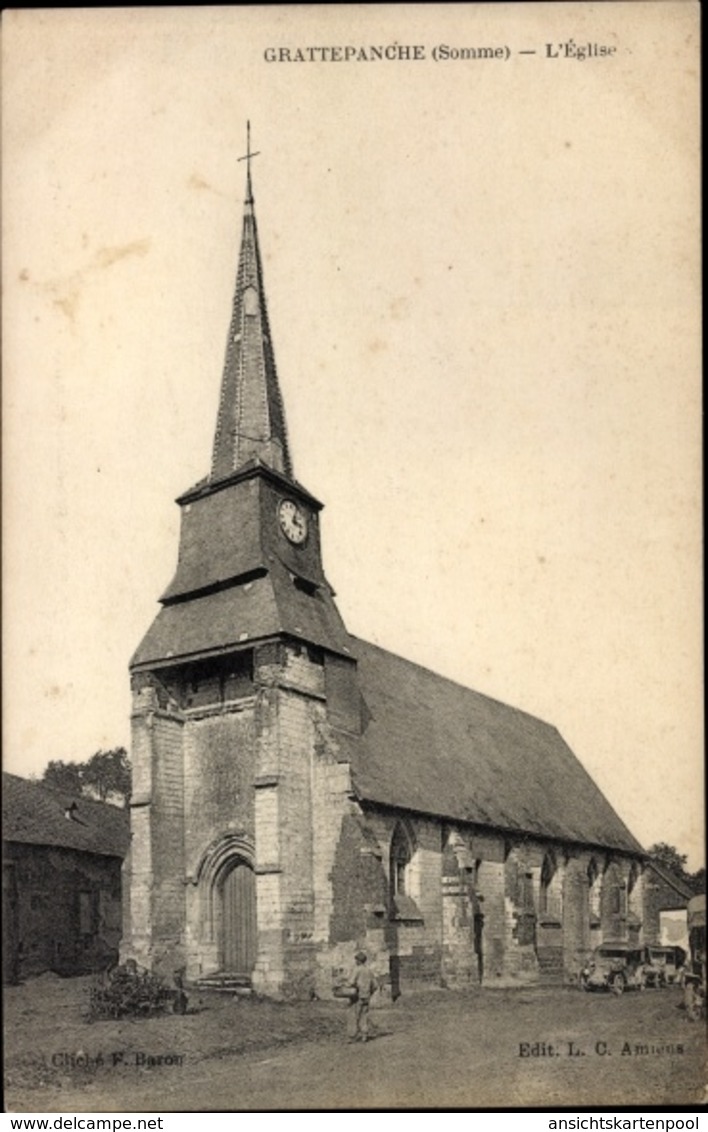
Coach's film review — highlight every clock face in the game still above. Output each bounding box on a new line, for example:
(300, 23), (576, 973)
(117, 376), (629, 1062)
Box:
(278, 499), (308, 544)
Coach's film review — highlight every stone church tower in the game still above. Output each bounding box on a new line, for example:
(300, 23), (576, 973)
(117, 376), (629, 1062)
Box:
(122, 138), (647, 998)
(122, 150), (359, 995)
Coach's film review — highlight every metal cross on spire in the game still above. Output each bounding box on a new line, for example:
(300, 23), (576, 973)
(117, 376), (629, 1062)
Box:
(237, 121), (260, 204)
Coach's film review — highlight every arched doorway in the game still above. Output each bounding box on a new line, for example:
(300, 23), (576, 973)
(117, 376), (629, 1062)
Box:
(219, 858), (257, 973)
(192, 834), (257, 978)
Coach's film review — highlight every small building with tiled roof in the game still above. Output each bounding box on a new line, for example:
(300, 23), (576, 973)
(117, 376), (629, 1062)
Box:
(122, 134), (649, 996)
(641, 860), (694, 950)
(2, 773), (129, 983)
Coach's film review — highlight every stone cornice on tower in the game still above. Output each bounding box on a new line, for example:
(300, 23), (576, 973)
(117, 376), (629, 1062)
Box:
(211, 153), (292, 483)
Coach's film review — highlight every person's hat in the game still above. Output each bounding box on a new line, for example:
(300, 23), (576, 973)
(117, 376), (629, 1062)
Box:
(355, 950), (367, 962)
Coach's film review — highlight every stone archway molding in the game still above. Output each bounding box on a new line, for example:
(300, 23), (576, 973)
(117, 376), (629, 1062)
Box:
(188, 831), (256, 951)
(188, 831), (255, 889)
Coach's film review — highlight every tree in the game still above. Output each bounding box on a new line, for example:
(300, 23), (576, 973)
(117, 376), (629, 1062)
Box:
(647, 842), (689, 878)
(42, 759), (84, 796)
(688, 866), (705, 896)
(41, 748), (131, 807)
(82, 747), (131, 805)
(647, 842), (706, 895)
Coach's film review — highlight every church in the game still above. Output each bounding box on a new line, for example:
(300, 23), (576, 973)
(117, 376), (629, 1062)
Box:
(121, 138), (647, 998)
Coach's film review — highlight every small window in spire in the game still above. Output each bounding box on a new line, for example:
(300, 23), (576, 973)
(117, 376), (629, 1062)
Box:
(244, 287), (259, 317)
(292, 575), (319, 598)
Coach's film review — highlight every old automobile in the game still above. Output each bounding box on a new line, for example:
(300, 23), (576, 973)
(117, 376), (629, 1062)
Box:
(579, 942), (647, 994)
(643, 944), (686, 987)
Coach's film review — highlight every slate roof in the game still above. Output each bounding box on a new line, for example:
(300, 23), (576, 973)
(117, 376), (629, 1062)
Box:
(2, 773), (130, 859)
(132, 559), (352, 669)
(159, 476), (265, 604)
(347, 637), (644, 856)
(211, 166), (291, 481)
(133, 464), (351, 670)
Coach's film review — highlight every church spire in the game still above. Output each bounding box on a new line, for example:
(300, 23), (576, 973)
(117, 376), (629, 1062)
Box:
(211, 124), (292, 482)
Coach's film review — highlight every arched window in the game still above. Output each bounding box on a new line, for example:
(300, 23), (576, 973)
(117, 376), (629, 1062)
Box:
(541, 851), (552, 914)
(627, 860), (638, 896)
(587, 858), (602, 922)
(389, 821), (423, 923)
(390, 823), (412, 898)
(539, 851), (559, 919)
(610, 878), (627, 916)
(602, 861), (627, 924)
(627, 860), (642, 927)
(520, 870), (535, 913)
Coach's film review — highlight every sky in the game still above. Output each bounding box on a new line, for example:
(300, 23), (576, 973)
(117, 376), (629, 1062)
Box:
(2, 5), (703, 867)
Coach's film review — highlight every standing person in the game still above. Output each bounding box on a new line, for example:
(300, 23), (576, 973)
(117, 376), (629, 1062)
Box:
(348, 950), (378, 1043)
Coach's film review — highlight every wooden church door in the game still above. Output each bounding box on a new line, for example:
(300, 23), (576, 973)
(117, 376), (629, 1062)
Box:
(221, 860), (257, 973)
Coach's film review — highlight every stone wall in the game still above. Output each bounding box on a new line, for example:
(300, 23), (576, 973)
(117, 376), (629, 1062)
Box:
(124, 664), (259, 978)
(356, 809), (443, 993)
(123, 643), (652, 997)
(183, 700), (257, 978)
(123, 698), (186, 974)
(5, 842), (122, 981)
(642, 863), (690, 946)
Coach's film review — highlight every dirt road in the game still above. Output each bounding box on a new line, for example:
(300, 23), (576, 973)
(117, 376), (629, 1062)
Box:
(4, 978), (705, 1111)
